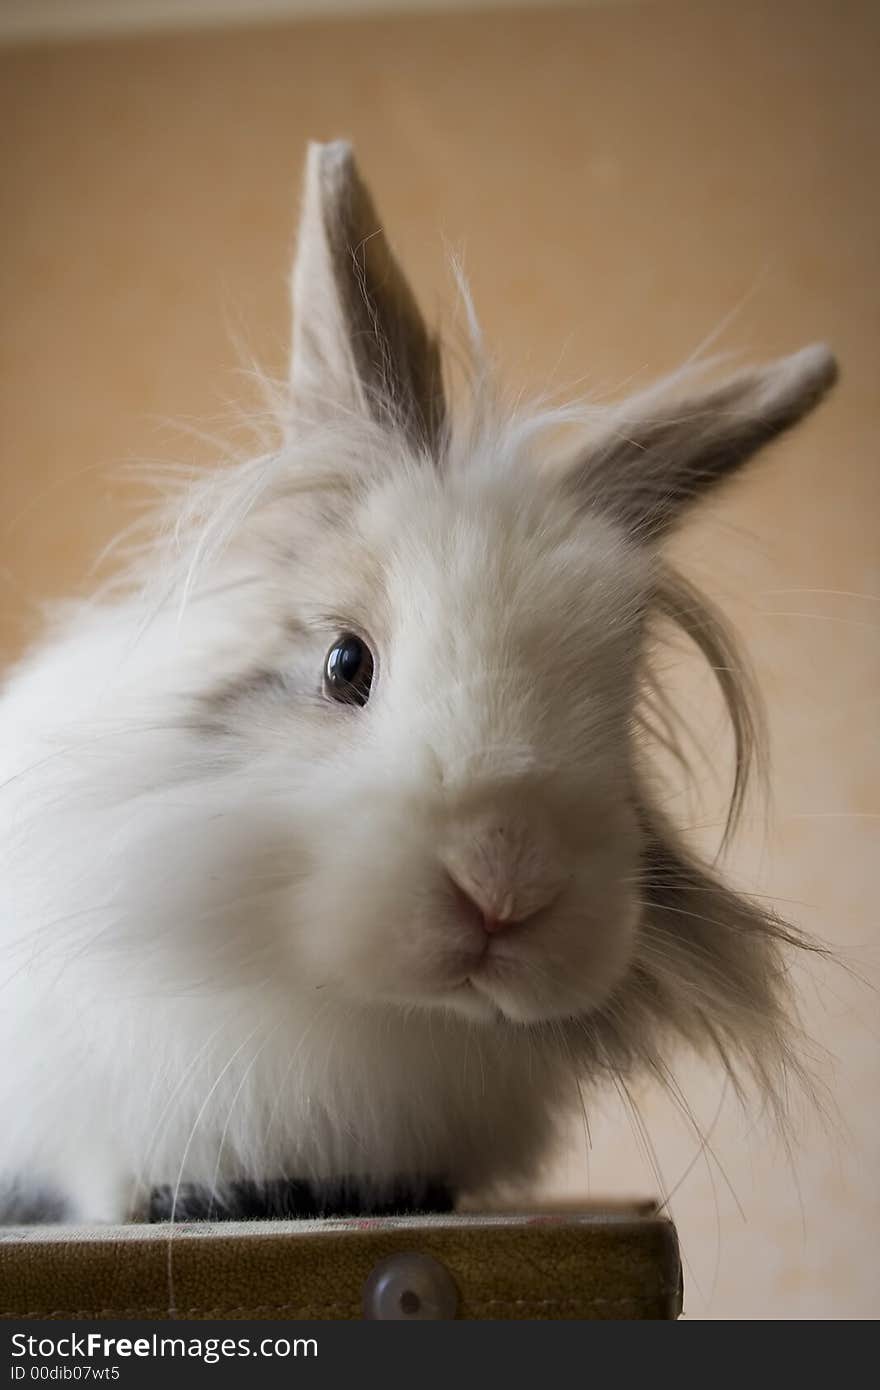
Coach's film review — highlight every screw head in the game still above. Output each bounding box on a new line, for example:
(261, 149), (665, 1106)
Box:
(363, 1251), (459, 1320)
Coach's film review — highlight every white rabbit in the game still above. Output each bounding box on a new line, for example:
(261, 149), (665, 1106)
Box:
(0, 142), (836, 1224)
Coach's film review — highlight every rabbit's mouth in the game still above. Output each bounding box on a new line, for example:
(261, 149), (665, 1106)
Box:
(426, 893), (639, 1026)
(436, 952), (575, 1026)
(452, 978), (507, 1024)
(461, 954), (555, 1024)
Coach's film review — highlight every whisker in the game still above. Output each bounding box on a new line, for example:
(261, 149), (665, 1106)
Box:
(165, 1022), (264, 1315)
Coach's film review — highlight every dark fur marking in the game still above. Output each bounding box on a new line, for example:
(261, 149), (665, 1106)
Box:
(0, 1179), (68, 1224)
(148, 1177), (455, 1222)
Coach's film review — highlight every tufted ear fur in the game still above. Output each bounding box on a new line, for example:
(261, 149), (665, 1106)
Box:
(569, 343), (837, 540)
(289, 140), (445, 455)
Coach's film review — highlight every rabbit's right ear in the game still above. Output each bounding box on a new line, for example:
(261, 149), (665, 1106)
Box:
(289, 141), (445, 455)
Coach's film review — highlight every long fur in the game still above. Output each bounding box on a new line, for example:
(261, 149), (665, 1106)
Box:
(0, 142), (836, 1224)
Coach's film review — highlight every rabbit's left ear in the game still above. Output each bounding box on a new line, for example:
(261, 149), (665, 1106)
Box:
(567, 344), (838, 541)
(289, 141), (445, 455)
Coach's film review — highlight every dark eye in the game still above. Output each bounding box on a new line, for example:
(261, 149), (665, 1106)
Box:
(324, 634), (375, 707)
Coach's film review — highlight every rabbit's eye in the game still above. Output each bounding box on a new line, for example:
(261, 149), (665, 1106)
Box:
(324, 635), (374, 707)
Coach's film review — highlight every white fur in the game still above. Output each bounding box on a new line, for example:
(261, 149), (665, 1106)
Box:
(0, 419), (643, 1219)
(0, 143), (836, 1223)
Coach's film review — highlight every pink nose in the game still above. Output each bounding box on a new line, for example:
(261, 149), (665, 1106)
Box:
(447, 874), (530, 935)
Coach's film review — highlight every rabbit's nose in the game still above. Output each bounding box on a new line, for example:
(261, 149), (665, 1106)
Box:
(446, 870), (557, 935)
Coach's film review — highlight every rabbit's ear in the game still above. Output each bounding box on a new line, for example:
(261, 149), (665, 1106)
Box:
(569, 344), (837, 541)
(289, 141), (445, 455)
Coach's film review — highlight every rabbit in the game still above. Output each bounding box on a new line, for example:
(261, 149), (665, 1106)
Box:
(0, 141), (837, 1225)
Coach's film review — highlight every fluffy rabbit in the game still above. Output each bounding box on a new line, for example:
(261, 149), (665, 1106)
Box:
(0, 142), (836, 1224)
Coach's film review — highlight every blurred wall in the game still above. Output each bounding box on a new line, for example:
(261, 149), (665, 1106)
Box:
(1, 0), (588, 44)
(1, 0), (877, 1318)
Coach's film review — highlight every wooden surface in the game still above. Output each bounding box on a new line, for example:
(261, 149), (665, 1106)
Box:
(0, 1211), (683, 1320)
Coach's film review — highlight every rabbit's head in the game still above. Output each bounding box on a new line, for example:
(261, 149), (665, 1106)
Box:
(181, 143), (834, 1081)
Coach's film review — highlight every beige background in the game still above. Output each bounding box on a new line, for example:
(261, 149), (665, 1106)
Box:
(1, 0), (877, 1318)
